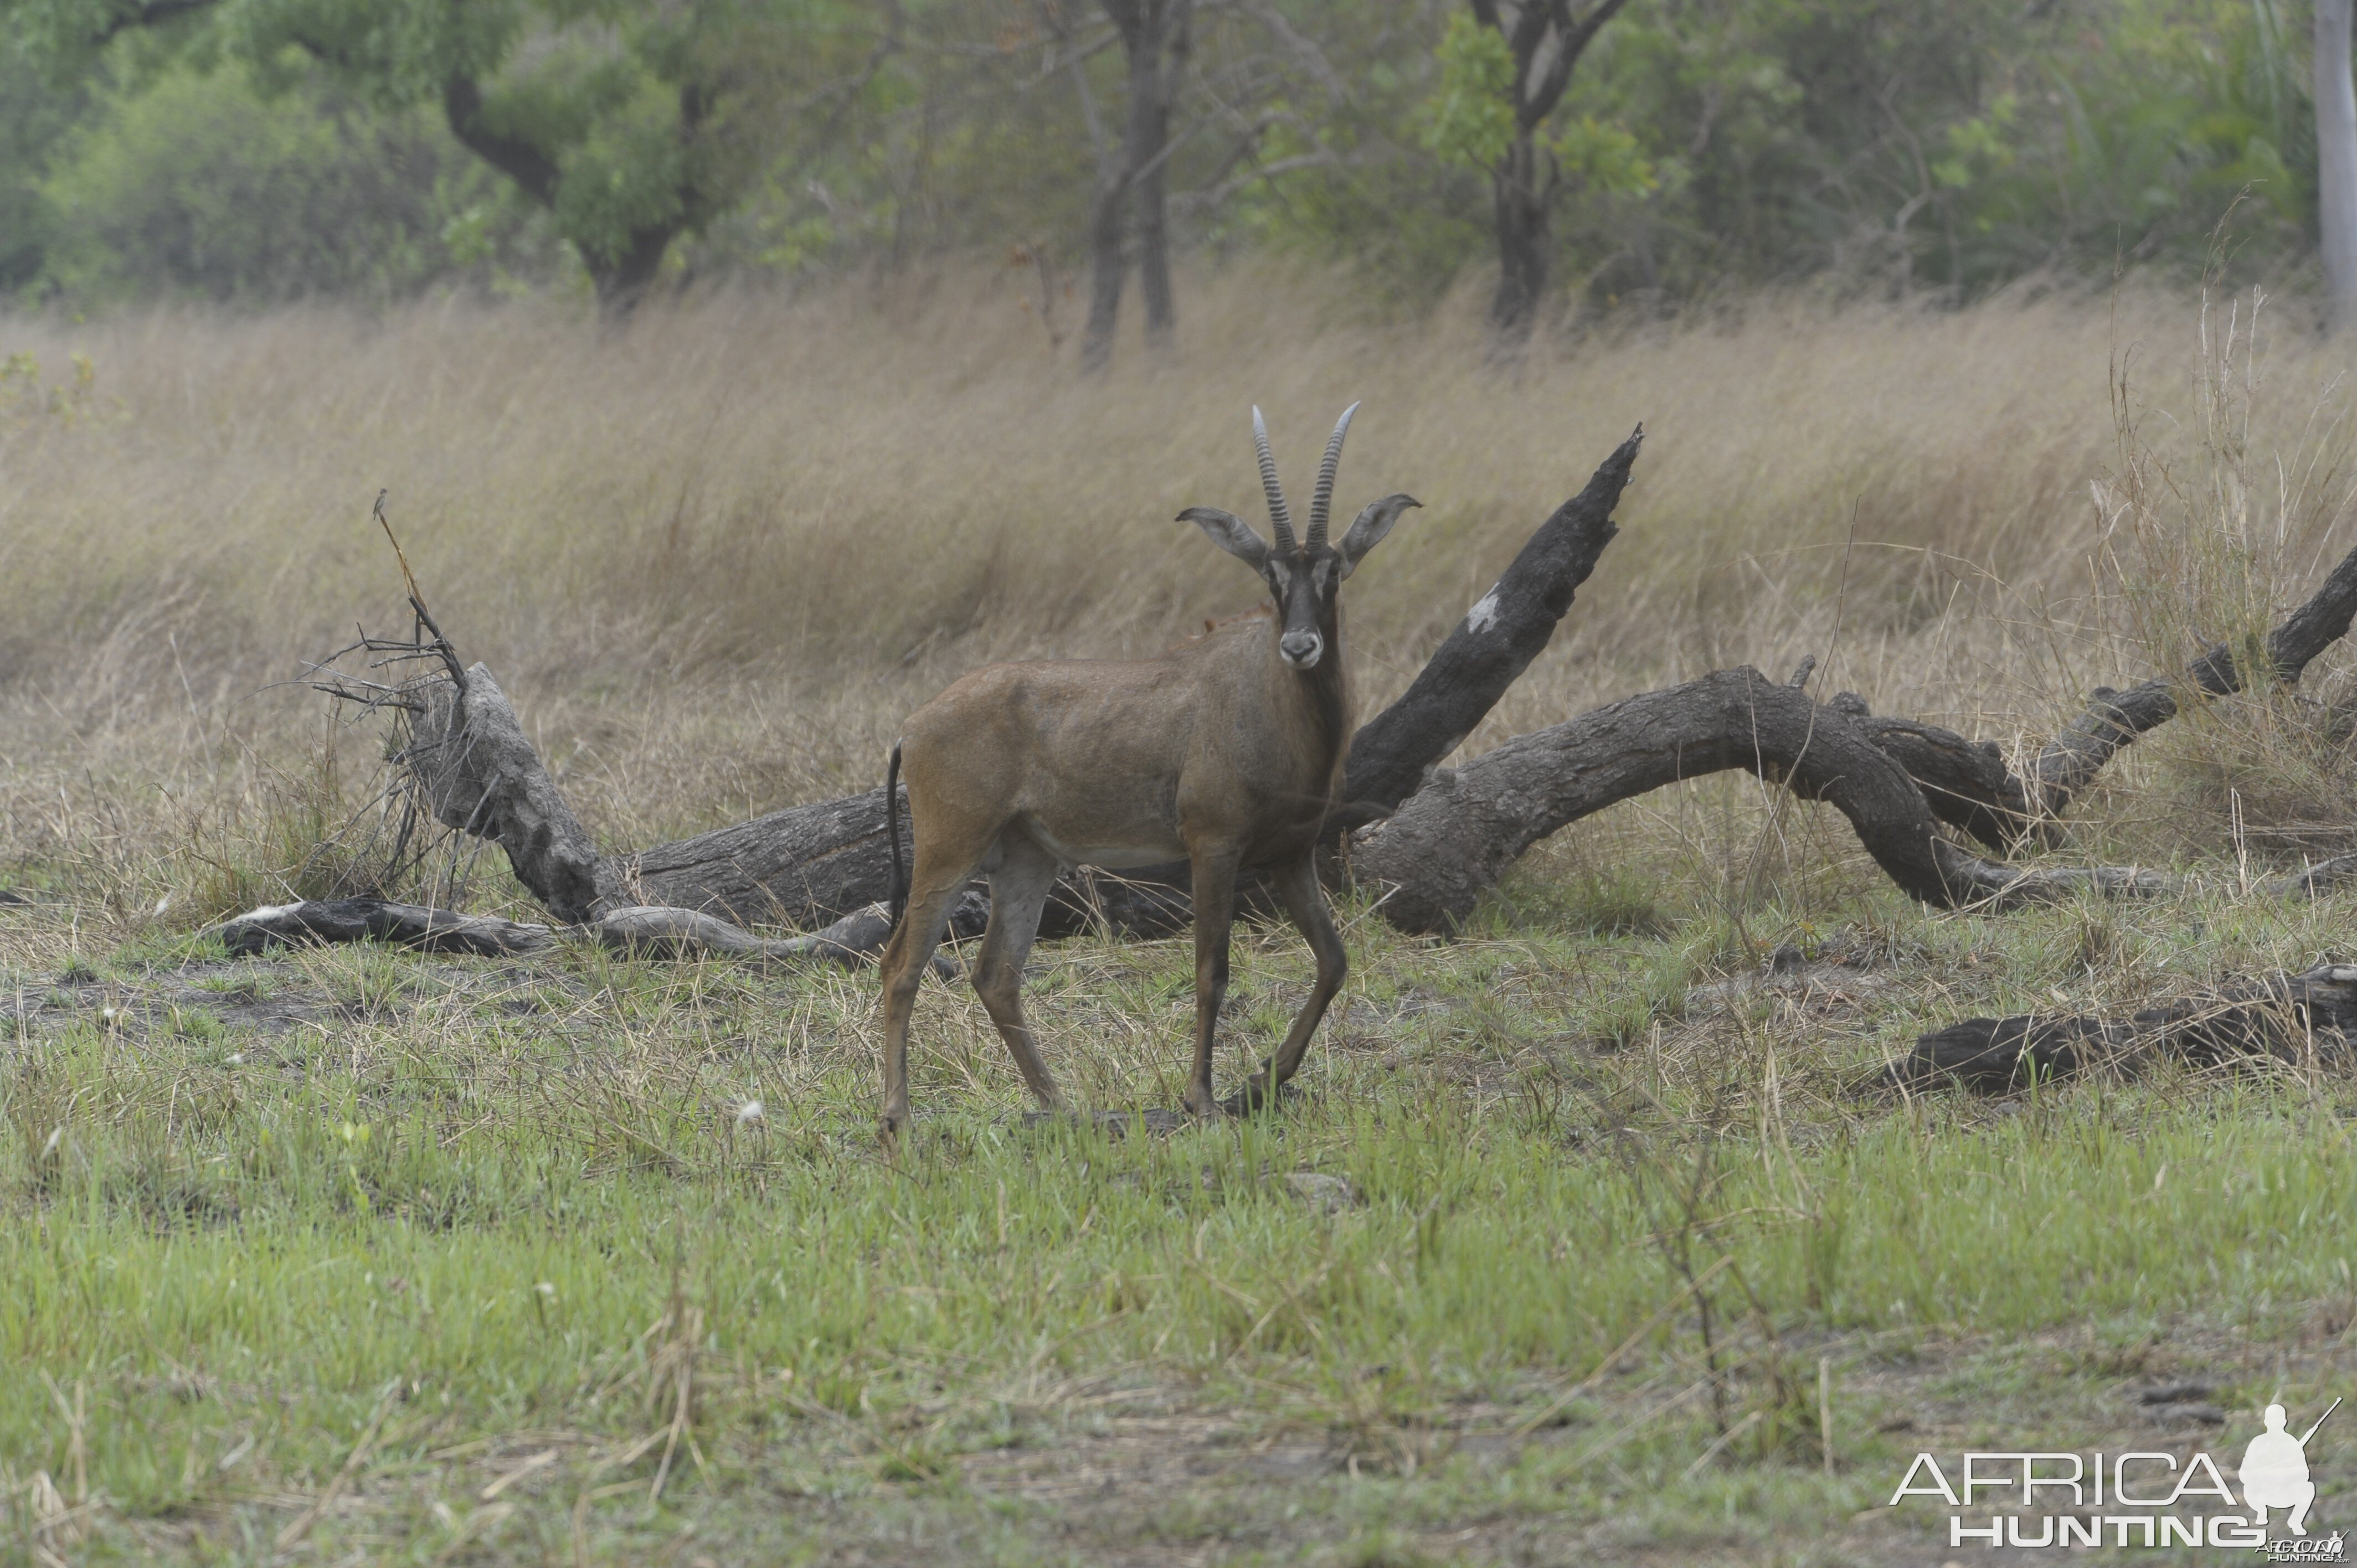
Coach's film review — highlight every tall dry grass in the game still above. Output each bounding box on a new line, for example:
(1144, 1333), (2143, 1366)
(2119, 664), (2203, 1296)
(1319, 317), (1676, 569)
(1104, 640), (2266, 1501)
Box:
(1, 264), (2353, 910)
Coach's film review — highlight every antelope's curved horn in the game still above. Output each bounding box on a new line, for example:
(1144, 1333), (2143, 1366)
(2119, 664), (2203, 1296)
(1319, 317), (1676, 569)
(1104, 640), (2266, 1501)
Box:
(1306, 400), (1360, 547)
(1252, 406), (1296, 554)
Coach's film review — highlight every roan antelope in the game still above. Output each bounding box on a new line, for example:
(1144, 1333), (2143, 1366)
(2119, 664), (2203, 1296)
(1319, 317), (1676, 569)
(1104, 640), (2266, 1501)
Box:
(875, 404), (1419, 1136)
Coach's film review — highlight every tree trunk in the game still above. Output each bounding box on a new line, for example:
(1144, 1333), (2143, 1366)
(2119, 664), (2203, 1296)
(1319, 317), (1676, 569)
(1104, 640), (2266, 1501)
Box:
(1082, 0), (1187, 370)
(442, 75), (679, 316)
(1133, 2), (1188, 350)
(1491, 134), (1551, 337)
(591, 225), (682, 313)
(2319, 0), (2357, 328)
(1078, 162), (1129, 373)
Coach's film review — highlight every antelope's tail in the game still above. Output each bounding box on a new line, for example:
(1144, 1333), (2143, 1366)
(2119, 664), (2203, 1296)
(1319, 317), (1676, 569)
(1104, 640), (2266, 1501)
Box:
(886, 741), (908, 935)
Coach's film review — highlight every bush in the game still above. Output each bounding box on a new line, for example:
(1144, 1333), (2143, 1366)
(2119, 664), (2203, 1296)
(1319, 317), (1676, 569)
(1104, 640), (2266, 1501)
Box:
(36, 57), (547, 306)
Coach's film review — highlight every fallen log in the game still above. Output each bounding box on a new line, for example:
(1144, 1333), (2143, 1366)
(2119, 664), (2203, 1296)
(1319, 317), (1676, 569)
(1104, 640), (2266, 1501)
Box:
(1835, 696), (2040, 853)
(1335, 425), (1639, 826)
(1348, 666), (2357, 933)
(1352, 667), (1950, 931)
(590, 899), (972, 976)
(1809, 534), (2357, 854)
(2032, 534), (2357, 820)
(313, 441), (2357, 960)
(415, 670), (604, 923)
(210, 898), (553, 957)
(347, 429), (1646, 948)
(1899, 963), (2357, 1092)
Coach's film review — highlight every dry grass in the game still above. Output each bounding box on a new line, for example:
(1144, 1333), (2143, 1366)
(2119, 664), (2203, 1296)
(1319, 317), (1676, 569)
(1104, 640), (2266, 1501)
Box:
(1, 264), (2354, 911)
(13, 271), (2357, 1561)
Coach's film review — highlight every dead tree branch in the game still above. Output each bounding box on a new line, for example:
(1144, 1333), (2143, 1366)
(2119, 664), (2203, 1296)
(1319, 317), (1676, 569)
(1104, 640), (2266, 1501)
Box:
(2034, 534), (2357, 819)
(1900, 963), (2357, 1092)
(1336, 424), (1639, 826)
(1348, 666), (2357, 934)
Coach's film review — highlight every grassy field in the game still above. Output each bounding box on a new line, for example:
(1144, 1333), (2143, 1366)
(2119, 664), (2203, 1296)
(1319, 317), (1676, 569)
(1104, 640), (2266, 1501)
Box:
(7, 270), (2357, 1562)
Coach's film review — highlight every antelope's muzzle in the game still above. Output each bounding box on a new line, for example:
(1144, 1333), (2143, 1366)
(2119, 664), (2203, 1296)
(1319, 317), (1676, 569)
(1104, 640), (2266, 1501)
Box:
(1279, 630), (1324, 669)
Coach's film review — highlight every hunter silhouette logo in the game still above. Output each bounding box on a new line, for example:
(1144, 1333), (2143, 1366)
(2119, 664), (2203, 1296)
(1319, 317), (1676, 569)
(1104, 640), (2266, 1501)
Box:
(2247, 1399), (2338, 1536)
(1885, 1396), (2343, 1551)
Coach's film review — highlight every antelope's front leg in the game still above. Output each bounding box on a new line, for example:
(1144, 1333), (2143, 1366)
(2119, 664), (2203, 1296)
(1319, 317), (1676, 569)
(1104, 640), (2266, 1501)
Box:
(1228, 852), (1347, 1115)
(1184, 849), (1241, 1117)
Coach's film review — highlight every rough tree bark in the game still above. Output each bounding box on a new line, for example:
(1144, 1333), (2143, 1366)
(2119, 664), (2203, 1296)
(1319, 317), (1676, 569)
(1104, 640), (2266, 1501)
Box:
(1840, 700), (2039, 853)
(1337, 425), (1639, 823)
(1350, 666), (2357, 934)
(413, 666), (604, 924)
(1902, 963), (2357, 1094)
(1355, 668), (1958, 929)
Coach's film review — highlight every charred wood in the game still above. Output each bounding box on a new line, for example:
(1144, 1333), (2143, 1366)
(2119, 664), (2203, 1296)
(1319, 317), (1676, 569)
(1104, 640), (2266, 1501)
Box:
(1347, 666), (2357, 933)
(1350, 667), (1957, 931)
(1900, 963), (2357, 1092)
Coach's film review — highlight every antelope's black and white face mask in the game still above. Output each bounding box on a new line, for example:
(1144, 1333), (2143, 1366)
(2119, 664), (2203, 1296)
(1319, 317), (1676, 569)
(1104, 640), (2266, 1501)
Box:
(1176, 403), (1422, 674)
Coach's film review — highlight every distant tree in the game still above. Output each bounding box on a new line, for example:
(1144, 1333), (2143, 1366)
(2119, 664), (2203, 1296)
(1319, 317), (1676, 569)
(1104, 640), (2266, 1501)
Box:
(0, 37), (83, 290)
(1423, 0), (1639, 335)
(6, 0), (886, 309)
(1069, 0), (1191, 370)
(2319, 0), (2357, 326)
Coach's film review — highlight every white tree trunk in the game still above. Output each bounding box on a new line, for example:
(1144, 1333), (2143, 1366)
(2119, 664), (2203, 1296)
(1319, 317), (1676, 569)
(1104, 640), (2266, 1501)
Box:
(2317, 0), (2357, 326)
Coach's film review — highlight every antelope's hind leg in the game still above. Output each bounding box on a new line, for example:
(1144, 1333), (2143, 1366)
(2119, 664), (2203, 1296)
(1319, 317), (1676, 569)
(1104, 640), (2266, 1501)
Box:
(1226, 853), (1347, 1117)
(877, 847), (987, 1139)
(972, 836), (1064, 1115)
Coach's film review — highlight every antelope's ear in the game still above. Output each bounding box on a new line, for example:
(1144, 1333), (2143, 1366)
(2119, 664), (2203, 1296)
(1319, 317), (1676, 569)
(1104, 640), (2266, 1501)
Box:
(1180, 506), (1270, 569)
(1337, 494), (1421, 578)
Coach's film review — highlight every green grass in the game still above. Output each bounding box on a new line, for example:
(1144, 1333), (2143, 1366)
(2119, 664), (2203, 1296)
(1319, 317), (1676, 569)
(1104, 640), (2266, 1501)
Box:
(6, 880), (2357, 1563)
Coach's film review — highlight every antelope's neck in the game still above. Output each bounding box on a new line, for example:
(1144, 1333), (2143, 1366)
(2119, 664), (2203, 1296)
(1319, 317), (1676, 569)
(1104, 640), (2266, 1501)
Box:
(1272, 606), (1352, 786)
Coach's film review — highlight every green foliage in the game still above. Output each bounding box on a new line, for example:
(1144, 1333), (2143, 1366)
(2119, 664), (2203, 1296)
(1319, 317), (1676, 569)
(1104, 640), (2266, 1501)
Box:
(37, 57), (526, 303)
(0, 0), (2346, 311)
(1551, 112), (1657, 198)
(6, 0), (886, 298)
(0, 36), (81, 290)
(1418, 11), (1516, 171)
(1417, 14), (1654, 198)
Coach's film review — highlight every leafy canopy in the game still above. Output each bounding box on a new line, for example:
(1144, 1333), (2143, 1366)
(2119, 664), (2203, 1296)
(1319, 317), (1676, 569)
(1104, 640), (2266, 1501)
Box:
(6, 0), (883, 296)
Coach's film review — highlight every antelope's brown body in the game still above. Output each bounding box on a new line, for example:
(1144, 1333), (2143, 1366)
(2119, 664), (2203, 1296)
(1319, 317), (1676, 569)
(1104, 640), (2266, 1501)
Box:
(874, 405), (1417, 1136)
